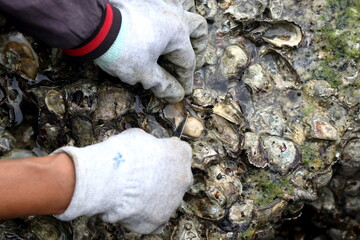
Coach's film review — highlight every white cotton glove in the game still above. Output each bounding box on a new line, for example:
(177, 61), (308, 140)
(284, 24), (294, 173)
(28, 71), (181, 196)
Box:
(52, 128), (193, 234)
(94, 0), (208, 103)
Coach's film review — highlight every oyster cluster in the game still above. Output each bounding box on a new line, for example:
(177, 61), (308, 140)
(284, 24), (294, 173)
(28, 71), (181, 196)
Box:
(0, 0), (359, 239)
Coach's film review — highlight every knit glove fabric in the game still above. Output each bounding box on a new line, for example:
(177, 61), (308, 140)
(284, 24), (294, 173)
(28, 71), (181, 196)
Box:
(52, 128), (193, 234)
(94, 0), (208, 103)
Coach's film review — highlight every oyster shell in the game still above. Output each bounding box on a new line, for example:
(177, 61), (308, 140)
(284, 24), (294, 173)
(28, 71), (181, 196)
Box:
(213, 95), (244, 125)
(71, 116), (94, 146)
(191, 141), (219, 170)
(261, 21), (303, 48)
(0, 32), (39, 80)
(261, 135), (300, 175)
(243, 132), (267, 168)
(302, 80), (336, 107)
(305, 111), (340, 141)
(242, 63), (272, 92)
(219, 45), (248, 79)
(182, 116), (204, 138)
(244, 20), (303, 48)
(1, 0), (358, 238)
(189, 88), (216, 108)
(171, 216), (202, 240)
(181, 195), (225, 220)
(229, 200), (254, 224)
(340, 130), (360, 167)
(206, 163), (243, 207)
(207, 114), (240, 154)
(162, 102), (186, 128)
(225, 0), (267, 20)
(92, 85), (134, 122)
(269, 0), (284, 19)
(63, 80), (98, 116)
(45, 90), (65, 118)
(1, 149), (35, 159)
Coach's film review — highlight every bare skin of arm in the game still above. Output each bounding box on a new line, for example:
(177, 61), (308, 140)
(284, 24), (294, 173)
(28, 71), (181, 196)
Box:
(0, 153), (75, 219)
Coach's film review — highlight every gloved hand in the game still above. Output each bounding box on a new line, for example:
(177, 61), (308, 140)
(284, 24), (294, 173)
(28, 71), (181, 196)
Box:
(52, 128), (193, 234)
(94, 0), (208, 103)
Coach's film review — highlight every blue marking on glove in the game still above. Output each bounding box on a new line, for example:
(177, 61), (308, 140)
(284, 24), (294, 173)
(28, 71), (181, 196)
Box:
(113, 152), (125, 169)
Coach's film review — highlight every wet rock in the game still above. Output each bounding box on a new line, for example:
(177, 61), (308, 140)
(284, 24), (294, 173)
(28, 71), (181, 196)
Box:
(0, 0), (358, 238)
(37, 122), (67, 153)
(27, 217), (66, 240)
(1, 149), (35, 159)
(341, 138), (360, 167)
(310, 187), (336, 212)
(0, 131), (16, 154)
(303, 80), (336, 106)
(338, 87), (360, 108)
(203, 43), (218, 65)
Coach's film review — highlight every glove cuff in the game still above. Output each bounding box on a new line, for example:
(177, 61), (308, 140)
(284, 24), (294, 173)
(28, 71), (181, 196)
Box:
(94, 6), (131, 72)
(62, 4), (122, 63)
(52, 146), (112, 221)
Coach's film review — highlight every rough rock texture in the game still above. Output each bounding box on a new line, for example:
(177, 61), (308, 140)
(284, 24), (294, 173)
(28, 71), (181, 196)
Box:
(0, 0), (359, 239)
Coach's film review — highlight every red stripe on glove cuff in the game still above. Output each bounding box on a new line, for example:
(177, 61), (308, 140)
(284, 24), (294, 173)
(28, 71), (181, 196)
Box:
(63, 3), (113, 57)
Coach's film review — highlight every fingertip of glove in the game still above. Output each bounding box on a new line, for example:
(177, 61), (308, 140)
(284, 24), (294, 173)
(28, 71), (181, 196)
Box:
(167, 137), (192, 156)
(164, 93), (185, 103)
(150, 223), (167, 234)
(121, 127), (147, 135)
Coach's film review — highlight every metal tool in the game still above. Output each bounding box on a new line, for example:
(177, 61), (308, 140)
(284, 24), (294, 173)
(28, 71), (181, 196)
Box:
(173, 114), (189, 139)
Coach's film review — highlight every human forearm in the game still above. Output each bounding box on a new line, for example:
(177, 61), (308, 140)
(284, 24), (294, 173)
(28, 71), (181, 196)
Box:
(0, 153), (75, 219)
(0, 0), (107, 48)
(0, 0), (121, 62)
